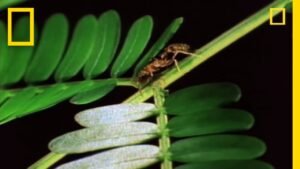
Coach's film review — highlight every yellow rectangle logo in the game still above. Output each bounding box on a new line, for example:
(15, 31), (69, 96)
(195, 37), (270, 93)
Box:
(7, 8), (35, 46)
(269, 8), (286, 25)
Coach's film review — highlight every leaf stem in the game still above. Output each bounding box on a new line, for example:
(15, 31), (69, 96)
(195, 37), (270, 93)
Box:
(153, 87), (172, 169)
(28, 0), (291, 168)
(28, 152), (65, 169)
(3, 78), (136, 95)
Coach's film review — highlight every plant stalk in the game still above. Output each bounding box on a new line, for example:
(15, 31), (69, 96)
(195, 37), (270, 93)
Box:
(28, 153), (65, 169)
(1, 78), (136, 95)
(28, 0), (291, 168)
(153, 87), (172, 169)
(124, 0), (291, 103)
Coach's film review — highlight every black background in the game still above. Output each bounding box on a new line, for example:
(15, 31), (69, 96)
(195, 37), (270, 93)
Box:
(0, 0), (292, 168)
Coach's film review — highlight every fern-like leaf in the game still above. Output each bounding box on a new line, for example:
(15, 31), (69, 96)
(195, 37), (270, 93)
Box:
(47, 83), (273, 169)
(0, 10), (182, 124)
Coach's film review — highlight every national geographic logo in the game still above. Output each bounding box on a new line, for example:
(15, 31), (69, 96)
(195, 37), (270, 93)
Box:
(7, 7), (35, 46)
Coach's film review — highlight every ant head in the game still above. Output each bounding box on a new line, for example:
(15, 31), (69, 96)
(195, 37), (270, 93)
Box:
(164, 43), (191, 53)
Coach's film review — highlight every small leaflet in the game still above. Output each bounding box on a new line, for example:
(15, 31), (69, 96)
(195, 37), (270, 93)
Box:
(55, 145), (160, 169)
(49, 122), (158, 153)
(75, 103), (157, 127)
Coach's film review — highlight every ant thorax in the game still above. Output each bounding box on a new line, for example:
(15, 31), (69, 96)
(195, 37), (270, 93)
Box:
(137, 43), (193, 85)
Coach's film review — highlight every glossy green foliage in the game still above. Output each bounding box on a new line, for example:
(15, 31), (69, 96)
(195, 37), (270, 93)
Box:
(164, 84), (271, 168)
(165, 83), (241, 115)
(0, 17), (37, 86)
(25, 14), (69, 83)
(0, 82), (92, 123)
(168, 109), (254, 137)
(55, 15), (98, 81)
(170, 135), (266, 162)
(0, 10), (182, 125)
(0, 87), (37, 123)
(0, 10), (182, 124)
(175, 160), (274, 169)
(83, 10), (121, 78)
(18, 82), (93, 117)
(70, 79), (116, 105)
(0, 21), (8, 77)
(0, 91), (9, 105)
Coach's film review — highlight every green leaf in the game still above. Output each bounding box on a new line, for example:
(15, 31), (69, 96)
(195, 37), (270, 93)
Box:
(0, 91), (9, 105)
(175, 160), (274, 169)
(55, 15), (98, 81)
(75, 103), (157, 127)
(55, 145), (159, 169)
(18, 82), (92, 117)
(168, 109), (254, 137)
(25, 14), (69, 83)
(165, 83), (241, 115)
(170, 135), (266, 163)
(0, 0), (25, 9)
(21, 84), (66, 114)
(133, 17), (183, 76)
(111, 16), (153, 77)
(83, 10), (121, 79)
(0, 16), (37, 86)
(0, 87), (37, 122)
(0, 21), (9, 87)
(49, 122), (158, 153)
(70, 79), (116, 105)
(286, 1), (292, 13)
(0, 82), (92, 124)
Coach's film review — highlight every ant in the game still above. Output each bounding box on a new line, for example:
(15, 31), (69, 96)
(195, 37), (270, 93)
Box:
(137, 43), (194, 85)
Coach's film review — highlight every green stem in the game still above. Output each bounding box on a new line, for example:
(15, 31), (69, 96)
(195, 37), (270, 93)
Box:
(125, 0), (291, 103)
(2, 78), (136, 96)
(28, 0), (291, 168)
(116, 78), (138, 87)
(28, 153), (65, 169)
(153, 87), (172, 169)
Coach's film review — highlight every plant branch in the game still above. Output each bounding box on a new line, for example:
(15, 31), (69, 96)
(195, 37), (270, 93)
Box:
(28, 153), (65, 169)
(28, 0), (291, 168)
(2, 78), (136, 95)
(124, 0), (291, 103)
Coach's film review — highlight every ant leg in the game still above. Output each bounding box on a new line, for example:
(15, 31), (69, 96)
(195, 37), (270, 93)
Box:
(178, 51), (197, 56)
(174, 59), (181, 72)
(172, 51), (197, 72)
(171, 52), (181, 72)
